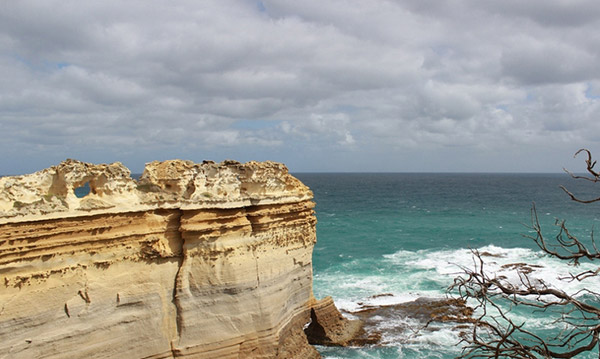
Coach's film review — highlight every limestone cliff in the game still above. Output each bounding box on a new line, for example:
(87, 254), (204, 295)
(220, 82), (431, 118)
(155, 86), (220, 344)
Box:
(0, 159), (360, 358)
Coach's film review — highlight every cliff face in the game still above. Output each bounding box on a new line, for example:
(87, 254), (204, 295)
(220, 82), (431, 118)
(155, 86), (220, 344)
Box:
(0, 159), (355, 358)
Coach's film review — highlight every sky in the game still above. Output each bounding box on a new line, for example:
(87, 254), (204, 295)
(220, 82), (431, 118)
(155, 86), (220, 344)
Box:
(2, 0), (600, 174)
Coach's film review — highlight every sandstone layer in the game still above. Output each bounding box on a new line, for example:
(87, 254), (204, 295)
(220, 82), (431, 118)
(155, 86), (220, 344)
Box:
(0, 159), (361, 358)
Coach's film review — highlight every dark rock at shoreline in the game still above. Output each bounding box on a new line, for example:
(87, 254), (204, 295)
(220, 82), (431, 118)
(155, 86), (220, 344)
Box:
(305, 296), (380, 346)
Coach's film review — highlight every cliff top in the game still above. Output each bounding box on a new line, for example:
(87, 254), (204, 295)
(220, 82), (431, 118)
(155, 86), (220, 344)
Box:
(0, 159), (312, 224)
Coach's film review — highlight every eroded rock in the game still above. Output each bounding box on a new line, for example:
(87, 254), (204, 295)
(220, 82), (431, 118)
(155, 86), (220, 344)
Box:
(305, 296), (375, 346)
(0, 159), (337, 359)
(0, 159), (312, 222)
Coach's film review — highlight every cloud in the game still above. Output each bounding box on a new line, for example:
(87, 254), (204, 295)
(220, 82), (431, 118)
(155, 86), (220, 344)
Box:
(1, 0), (600, 173)
(475, 0), (600, 27)
(500, 40), (599, 85)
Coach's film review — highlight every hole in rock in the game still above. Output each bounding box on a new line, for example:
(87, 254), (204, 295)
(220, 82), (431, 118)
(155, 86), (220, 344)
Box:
(74, 182), (91, 198)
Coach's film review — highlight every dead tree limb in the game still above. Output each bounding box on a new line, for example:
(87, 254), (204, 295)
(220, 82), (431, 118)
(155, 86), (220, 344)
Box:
(454, 149), (600, 358)
(561, 148), (600, 203)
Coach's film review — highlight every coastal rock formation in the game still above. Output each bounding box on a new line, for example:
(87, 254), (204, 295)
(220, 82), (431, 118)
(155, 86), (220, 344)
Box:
(0, 159), (361, 358)
(305, 296), (378, 346)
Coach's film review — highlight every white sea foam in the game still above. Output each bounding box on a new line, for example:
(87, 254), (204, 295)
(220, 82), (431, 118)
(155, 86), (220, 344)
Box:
(383, 245), (600, 297)
(363, 293), (420, 307)
(332, 298), (362, 313)
(315, 244), (600, 358)
(317, 245), (600, 315)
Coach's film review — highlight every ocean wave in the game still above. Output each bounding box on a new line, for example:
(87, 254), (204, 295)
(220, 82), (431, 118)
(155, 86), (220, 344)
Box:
(316, 244), (600, 314)
(382, 245), (600, 296)
(314, 244), (600, 358)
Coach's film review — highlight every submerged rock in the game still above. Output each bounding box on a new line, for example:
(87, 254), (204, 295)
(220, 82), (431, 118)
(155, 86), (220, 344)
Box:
(350, 297), (474, 345)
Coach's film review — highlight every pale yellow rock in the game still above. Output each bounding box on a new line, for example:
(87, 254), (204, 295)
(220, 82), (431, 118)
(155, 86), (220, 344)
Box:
(0, 159), (312, 224)
(0, 159), (321, 359)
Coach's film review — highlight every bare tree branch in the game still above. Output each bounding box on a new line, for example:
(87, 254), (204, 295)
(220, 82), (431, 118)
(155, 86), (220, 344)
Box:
(561, 148), (600, 203)
(452, 247), (600, 358)
(453, 149), (600, 358)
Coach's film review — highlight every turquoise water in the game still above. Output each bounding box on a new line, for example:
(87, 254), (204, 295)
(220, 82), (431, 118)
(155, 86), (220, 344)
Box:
(294, 173), (600, 358)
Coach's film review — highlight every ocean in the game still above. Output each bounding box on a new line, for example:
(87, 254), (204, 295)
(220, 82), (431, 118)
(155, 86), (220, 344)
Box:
(294, 173), (600, 359)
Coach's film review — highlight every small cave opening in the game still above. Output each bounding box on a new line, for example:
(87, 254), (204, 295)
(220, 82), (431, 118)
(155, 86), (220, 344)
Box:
(74, 182), (91, 198)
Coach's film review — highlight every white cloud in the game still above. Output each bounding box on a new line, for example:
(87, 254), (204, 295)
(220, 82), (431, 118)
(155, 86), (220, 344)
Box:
(1, 0), (600, 173)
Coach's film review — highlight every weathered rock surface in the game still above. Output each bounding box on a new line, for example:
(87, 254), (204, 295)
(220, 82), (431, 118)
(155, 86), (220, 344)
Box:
(0, 159), (312, 222)
(0, 159), (361, 358)
(305, 296), (374, 346)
